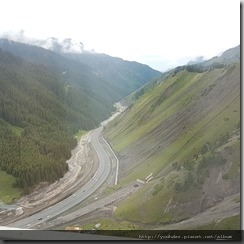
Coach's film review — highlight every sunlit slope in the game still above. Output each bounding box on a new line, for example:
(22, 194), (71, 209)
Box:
(104, 63), (240, 223)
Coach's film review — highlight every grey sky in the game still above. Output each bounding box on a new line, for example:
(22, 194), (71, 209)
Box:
(0, 0), (240, 71)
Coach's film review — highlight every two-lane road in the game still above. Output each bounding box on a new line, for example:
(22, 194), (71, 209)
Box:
(8, 125), (112, 229)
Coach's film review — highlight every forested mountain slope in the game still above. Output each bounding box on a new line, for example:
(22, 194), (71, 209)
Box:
(0, 49), (89, 194)
(0, 39), (161, 103)
(0, 39), (160, 200)
(63, 52), (161, 96)
(104, 49), (240, 225)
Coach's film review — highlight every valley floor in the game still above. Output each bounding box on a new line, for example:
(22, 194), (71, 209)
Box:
(1, 131), (99, 225)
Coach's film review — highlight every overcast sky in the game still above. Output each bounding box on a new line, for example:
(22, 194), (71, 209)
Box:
(0, 0), (240, 71)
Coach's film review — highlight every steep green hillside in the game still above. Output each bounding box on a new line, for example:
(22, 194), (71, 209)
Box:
(104, 60), (240, 224)
(123, 45), (240, 108)
(0, 49), (106, 198)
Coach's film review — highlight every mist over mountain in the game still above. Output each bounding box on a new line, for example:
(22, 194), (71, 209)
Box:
(33, 37), (85, 54)
(0, 38), (160, 196)
(187, 56), (205, 65)
(0, 38), (161, 103)
(18, 36), (162, 93)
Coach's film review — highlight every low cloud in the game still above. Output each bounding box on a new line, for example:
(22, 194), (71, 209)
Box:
(0, 30), (85, 54)
(0, 30), (34, 43)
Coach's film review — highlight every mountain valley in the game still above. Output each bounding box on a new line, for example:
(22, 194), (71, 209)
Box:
(0, 40), (240, 233)
(0, 39), (160, 199)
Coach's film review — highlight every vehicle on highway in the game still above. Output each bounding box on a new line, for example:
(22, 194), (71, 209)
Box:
(38, 217), (42, 220)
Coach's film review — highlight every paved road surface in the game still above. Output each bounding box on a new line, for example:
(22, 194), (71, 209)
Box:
(43, 183), (140, 229)
(8, 126), (112, 229)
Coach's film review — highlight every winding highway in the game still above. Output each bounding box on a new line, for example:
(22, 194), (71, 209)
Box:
(8, 125), (114, 229)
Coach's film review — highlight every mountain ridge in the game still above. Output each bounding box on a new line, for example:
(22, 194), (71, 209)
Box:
(122, 45), (240, 107)
(104, 46), (240, 226)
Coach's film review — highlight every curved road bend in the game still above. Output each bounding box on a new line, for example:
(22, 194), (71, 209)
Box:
(8, 126), (112, 229)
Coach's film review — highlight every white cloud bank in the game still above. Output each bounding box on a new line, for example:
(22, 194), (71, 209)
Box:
(0, 0), (240, 71)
